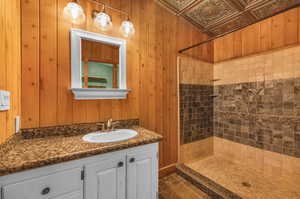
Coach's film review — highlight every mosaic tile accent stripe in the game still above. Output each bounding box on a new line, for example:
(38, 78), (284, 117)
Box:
(180, 84), (214, 144)
(214, 78), (300, 158)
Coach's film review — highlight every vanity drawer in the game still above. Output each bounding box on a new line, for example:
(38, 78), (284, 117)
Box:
(2, 167), (83, 199)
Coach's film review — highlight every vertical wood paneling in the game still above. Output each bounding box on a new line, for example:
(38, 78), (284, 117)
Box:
(6, 0), (21, 137)
(213, 37), (223, 62)
(168, 11), (179, 166)
(242, 23), (260, 56)
(233, 30), (242, 58)
(0, 0), (7, 143)
(214, 7), (300, 63)
(299, 7), (300, 41)
(126, 0), (140, 120)
(176, 17), (212, 62)
(57, 0), (73, 125)
(0, 0), (21, 144)
(39, 0), (58, 126)
(284, 9), (299, 45)
(260, 18), (272, 52)
(155, 4), (165, 167)
(223, 33), (234, 60)
(139, 0), (155, 130)
(271, 12), (285, 49)
(21, 0), (40, 128)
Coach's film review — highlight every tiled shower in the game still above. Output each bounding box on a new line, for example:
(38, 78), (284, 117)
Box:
(180, 84), (213, 144)
(178, 45), (300, 199)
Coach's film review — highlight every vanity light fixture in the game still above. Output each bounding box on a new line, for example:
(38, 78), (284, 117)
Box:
(64, 0), (135, 37)
(63, 0), (86, 25)
(120, 18), (135, 38)
(93, 6), (112, 31)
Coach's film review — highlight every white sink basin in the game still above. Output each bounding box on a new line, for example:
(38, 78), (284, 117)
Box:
(82, 129), (138, 143)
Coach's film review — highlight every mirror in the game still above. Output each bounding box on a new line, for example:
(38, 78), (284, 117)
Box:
(70, 29), (130, 100)
(81, 40), (119, 89)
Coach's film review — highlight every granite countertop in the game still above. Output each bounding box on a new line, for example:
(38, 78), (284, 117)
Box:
(0, 127), (162, 177)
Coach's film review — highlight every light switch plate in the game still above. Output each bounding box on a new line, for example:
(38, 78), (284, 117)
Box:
(0, 90), (10, 111)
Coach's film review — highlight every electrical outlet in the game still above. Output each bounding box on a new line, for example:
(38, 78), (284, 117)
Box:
(15, 116), (21, 133)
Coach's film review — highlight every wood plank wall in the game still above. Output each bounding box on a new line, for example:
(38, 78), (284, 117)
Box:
(0, 0), (21, 144)
(20, 0), (213, 170)
(214, 8), (300, 63)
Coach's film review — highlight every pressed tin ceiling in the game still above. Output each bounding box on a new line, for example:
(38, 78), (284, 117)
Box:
(156, 0), (300, 36)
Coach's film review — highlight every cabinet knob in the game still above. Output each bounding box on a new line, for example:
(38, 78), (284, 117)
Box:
(118, 161), (124, 167)
(129, 157), (135, 163)
(41, 187), (50, 195)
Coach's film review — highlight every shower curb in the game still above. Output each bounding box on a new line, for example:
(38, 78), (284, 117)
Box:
(176, 164), (243, 199)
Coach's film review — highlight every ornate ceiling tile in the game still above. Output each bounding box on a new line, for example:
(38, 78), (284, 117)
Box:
(232, 0), (267, 9)
(184, 0), (240, 28)
(156, 0), (198, 13)
(156, 0), (300, 36)
(208, 12), (255, 35)
(237, 0), (260, 6)
(250, 0), (300, 19)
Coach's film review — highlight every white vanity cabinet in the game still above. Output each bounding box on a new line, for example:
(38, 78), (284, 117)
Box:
(85, 155), (126, 199)
(0, 143), (158, 199)
(127, 150), (157, 199)
(85, 143), (158, 199)
(1, 167), (83, 199)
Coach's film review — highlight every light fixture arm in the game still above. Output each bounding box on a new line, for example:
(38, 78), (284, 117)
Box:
(87, 0), (130, 19)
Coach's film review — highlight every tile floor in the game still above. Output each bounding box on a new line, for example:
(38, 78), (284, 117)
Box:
(159, 173), (211, 199)
(187, 155), (300, 199)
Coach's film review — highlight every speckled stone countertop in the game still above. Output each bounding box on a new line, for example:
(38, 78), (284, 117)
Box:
(0, 127), (162, 177)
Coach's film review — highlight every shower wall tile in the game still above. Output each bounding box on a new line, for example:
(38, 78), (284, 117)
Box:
(180, 84), (213, 144)
(179, 56), (213, 85)
(214, 45), (300, 86)
(214, 77), (300, 158)
(214, 137), (300, 179)
(180, 137), (214, 164)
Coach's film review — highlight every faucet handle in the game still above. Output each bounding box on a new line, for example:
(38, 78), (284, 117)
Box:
(107, 118), (113, 129)
(112, 120), (120, 124)
(111, 121), (120, 130)
(97, 123), (106, 131)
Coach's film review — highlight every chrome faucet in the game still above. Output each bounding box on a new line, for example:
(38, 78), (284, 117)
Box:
(100, 118), (120, 131)
(107, 118), (113, 130)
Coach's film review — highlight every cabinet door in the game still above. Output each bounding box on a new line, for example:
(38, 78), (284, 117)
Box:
(53, 190), (82, 199)
(127, 149), (158, 199)
(85, 155), (126, 199)
(2, 167), (83, 199)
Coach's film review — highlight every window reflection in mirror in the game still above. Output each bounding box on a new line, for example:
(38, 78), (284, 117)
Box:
(81, 39), (119, 89)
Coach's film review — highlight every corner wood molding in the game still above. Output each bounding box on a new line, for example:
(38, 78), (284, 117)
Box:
(159, 163), (177, 178)
(70, 88), (131, 100)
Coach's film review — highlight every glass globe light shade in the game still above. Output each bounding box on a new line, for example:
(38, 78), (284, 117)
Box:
(120, 20), (135, 37)
(94, 12), (112, 31)
(63, 2), (86, 25)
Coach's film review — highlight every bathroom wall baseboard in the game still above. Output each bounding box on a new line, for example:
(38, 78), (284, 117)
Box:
(159, 163), (177, 178)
